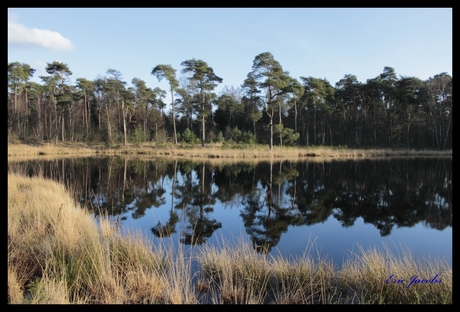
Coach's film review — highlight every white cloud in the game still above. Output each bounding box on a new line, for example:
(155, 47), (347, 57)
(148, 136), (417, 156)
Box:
(8, 16), (74, 51)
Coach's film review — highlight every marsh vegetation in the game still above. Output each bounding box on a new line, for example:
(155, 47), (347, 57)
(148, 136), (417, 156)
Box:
(8, 168), (452, 304)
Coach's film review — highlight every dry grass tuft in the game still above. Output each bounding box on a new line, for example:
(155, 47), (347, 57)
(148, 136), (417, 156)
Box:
(338, 244), (452, 304)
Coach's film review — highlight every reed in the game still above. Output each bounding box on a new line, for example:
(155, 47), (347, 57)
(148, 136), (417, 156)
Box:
(8, 143), (95, 157)
(338, 244), (452, 304)
(8, 142), (452, 162)
(8, 172), (452, 304)
(196, 237), (272, 304)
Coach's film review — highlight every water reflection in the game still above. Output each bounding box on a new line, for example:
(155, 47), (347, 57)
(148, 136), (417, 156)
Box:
(9, 157), (452, 257)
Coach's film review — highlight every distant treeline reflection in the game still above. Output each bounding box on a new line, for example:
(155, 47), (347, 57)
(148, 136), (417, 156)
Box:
(10, 157), (452, 252)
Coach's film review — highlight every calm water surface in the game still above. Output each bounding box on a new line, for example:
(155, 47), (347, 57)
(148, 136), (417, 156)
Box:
(10, 156), (452, 267)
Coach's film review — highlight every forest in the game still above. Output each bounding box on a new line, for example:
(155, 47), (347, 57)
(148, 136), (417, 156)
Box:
(7, 52), (452, 150)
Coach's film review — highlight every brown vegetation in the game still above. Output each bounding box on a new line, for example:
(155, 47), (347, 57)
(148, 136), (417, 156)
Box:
(8, 172), (452, 304)
(8, 142), (452, 163)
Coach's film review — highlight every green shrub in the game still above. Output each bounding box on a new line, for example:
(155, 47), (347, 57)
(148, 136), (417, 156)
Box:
(227, 127), (256, 145)
(130, 128), (146, 144)
(274, 124), (299, 146)
(180, 129), (199, 145)
(217, 131), (224, 143)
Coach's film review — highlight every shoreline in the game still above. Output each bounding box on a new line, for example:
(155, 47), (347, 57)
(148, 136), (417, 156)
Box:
(8, 142), (452, 162)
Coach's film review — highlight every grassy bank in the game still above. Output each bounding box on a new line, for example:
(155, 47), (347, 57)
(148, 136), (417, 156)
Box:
(8, 141), (452, 162)
(8, 173), (452, 304)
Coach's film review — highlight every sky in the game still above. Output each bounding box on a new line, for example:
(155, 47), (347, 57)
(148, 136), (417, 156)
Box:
(8, 8), (452, 95)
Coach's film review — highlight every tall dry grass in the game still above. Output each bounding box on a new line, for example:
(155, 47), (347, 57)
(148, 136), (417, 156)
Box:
(7, 172), (196, 304)
(338, 244), (452, 304)
(196, 238), (273, 304)
(194, 236), (452, 304)
(8, 172), (452, 304)
(8, 142), (452, 162)
(196, 238), (342, 304)
(8, 143), (95, 157)
(98, 144), (452, 160)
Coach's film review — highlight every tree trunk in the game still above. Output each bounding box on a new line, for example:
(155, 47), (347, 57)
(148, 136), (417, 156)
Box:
(279, 102), (283, 146)
(54, 101), (58, 143)
(406, 122), (411, 150)
(121, 98), (127, 146)
(15, 87), (19, 134)
(321, 121), (326, 145)
(270, 114), (273, 150)
(46, 108), (51, 140)
(38, 97), (42, 140)
(299, 108), (303, 144)
(266, 106), (274, 150)
(84, 93), (89, 136)
(341, 102), (347, 145)
(70, 107), (74, 141)
(24, 87), (28, 138)
(171, 91), (177, 144)
(43, 101), (47, 140)
(329, 119), (333, 146)
(313, 105), (317, 145)
(443, 118), (451, 150)
(98, 108), (101, 140)
(202, 116), (206, 147)
(405, 109), (411, 150)
(354, 99), (359, 146)
(105, 102), (112, 143)
(373, 99), (377, 147)
(388, 110), (393, 148)
(201, 89), (206, 147)
(144, 104), (148, 142)
(294, 100), (298, 144)
(252, 106), (257, 139)
(306, 118), (310, 146)
(61, 111), (65, 142)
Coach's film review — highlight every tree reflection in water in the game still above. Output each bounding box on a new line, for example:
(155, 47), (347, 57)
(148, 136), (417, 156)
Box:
(9, 156), (452, 254)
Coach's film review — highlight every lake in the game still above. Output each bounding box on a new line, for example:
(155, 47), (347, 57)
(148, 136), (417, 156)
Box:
(9, 156), (452, 267)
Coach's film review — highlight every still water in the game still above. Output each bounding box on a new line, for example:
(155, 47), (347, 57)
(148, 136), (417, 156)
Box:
(9, 156), (452, 267)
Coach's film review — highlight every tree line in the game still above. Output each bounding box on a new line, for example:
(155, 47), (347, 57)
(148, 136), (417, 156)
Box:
(8, 52), (452, 150)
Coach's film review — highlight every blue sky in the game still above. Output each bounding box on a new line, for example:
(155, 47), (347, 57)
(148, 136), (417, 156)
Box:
(8, 8), (452, 94)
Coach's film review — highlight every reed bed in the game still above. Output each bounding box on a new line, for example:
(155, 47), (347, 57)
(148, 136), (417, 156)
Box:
(8, 142), (452, 161)
(8, 172), (452, 304)
(8, 143), (95, 157)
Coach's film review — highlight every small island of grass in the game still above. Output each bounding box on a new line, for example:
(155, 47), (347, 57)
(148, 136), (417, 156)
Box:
(8, 141), (452, 163)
